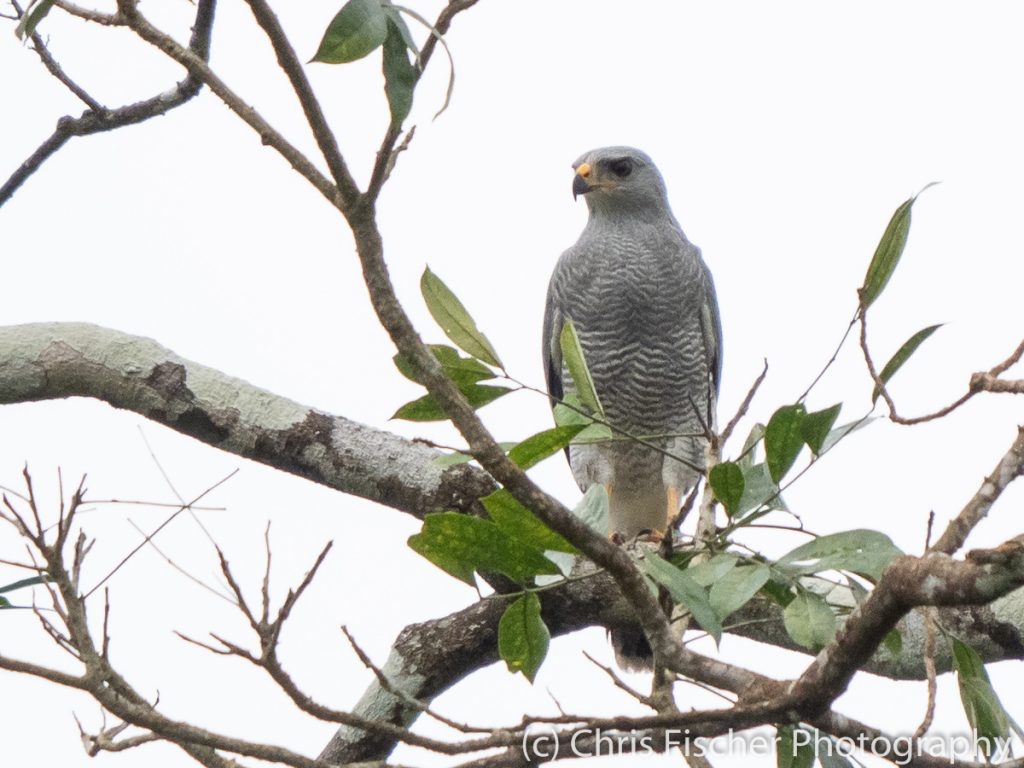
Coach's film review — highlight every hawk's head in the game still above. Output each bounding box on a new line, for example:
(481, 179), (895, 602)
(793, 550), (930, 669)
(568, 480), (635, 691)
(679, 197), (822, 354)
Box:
(571, 146), (669, 214)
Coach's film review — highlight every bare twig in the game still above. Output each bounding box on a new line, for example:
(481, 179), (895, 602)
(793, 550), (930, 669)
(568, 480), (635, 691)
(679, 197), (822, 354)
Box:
(83, 469), (239, 599)
(1, 0), (215, 206)
(860, 310), (1024, 425)
(719, 359), (768, 445)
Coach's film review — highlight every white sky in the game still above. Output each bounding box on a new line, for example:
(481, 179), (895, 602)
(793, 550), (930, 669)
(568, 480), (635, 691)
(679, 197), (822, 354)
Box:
(2, 1), (1024, 766)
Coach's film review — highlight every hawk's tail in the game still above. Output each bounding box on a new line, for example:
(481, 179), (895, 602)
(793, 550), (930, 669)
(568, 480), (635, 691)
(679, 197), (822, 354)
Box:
(610, 627), (653, 671)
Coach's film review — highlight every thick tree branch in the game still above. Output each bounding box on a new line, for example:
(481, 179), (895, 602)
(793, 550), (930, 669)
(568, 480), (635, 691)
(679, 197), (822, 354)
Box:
(931, 426), (1024, 555)
(0, 322), (495, 518)
(791, 542), (1024, 717)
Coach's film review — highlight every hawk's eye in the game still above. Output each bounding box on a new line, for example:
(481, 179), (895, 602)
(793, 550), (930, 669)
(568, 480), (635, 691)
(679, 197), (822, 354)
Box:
(609, 158), (634, 178)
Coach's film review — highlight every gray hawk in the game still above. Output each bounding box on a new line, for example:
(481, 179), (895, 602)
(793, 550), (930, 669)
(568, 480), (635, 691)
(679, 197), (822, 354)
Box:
(542, 146), (722, 667)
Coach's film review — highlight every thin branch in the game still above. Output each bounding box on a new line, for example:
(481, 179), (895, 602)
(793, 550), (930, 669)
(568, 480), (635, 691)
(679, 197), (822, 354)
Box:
(719, 359), (768, 445)
(860, 311), (1023, 425)
(115, 0), (341, 209)
(83, 469), (239, 599)
(0, 0), (216, 206)
(12, 0), (105, 111)
(241, 0), (360, 206)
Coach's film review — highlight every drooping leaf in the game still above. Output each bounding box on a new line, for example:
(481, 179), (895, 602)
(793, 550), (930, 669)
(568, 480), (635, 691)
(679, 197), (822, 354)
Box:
(776, 725), (816, 768)
(381, 5), (419, 57)
(783, 591), (837, 650)
(708, 461), (744, 518)
(420, 267), (503, 367)
(313, 0), (389, 64)
(818, 416), (878, 454)
(508, 425), (585, 470)
(407, 512), (560, 585)
(482, 489), (577, 554)
(559, 319), (603, 416)
(384, 2), (456, 119)
(872, 325), (942, 403)
(709, 563), (770, 621)
(952, 638), (1012, 758)
(382, 18), (417, 126)
(391, 383), (510, 421)
(735, 462), (786, 517)
(639, 553), (722, 643)
(800, 403), (841, 455)
(859, 186), (934, 309)
(393, 344), (495, 386)
(498, 592), (549, 682)
(776, 529), (902, 581)
(15, 0), (55, 39)
(764, 404), (807, 483)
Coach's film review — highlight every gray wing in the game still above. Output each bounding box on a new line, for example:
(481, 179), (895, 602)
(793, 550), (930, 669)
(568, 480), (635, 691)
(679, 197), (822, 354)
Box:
(542, 271), (571, 462)
(698, 257), (723, 397)
(542, 277), (565, 407)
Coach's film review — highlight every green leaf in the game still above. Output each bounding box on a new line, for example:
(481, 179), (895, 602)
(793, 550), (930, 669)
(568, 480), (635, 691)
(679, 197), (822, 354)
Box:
(783, 591), (836, 650)
(431, 441), (517, 467)
(882, 628), (902, 658)
(393, 344), (495, 386)
(421, 267), (502, 367)
(482, 489), (577, 554)
(800, 403), (841, 455)
(816, 739), (855, 768)
(709, 563), (770, 621)
(952, 638), (1012, 758)
(391, 383), (510, 421)
(761, 578), (795, 608)
(685, 554), (738, 587)
(15, 0), (56, 39)
(508, 425), (585, 470)
(408, 512), (560, 585)
(574, 484), (608, 535)
(872, 325), (942, 403)
(708, 461), (744, 517)
(859, 184), (937, 309)
(776, 529), (902, 581)
(737, 422), (765, 469)
(313, 0), (389, 64)
(776, 725), (815, 768)
(639, 553), (722, 643)
(559, 319), (603, 416)
(764, 404), (806, 483)
(552, 396), (612, 443)
(0, 575), (47, 594)
(382, 18), (417, 126)
(818, 416), (877, 454)
(735, 462), (786, 517)
(382, 5), (419, 56)
(498, 592), (549, 682)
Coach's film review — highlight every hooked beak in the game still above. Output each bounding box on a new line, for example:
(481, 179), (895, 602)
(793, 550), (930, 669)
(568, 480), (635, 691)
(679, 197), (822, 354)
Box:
(572, 162), (593, 200)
